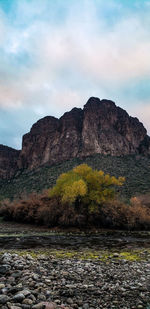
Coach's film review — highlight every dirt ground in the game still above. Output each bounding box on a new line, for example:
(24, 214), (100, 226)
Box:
(0, 220), (53, 234)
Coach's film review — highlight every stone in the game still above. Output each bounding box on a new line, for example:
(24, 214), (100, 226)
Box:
(43, 303), (56, 309)
(32, 303), (46, 309)
(113, 253), (119, 258)
(67, 298), (74, 304)
(22, 306), (31, 309)
(20, 290), (31, 297)
(37, 294), (46, 301)
(22, 298), (33, 305)
(0, 264), (11, 274)
(83, 304), (89, 309)
(13, 293), (25, 302)
(1, 251), (150, 309)
(8, 306), (22, 309)
(0, 295), (10, 304)
(1, 288), (8, 295)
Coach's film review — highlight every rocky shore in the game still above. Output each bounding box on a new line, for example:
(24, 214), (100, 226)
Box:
(0, 251), (150, 309)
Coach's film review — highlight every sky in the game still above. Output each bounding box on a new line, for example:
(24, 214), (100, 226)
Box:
(0, 0), (150, 149)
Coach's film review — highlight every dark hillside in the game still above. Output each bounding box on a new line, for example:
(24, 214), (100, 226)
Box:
(0, 154), (150, 201)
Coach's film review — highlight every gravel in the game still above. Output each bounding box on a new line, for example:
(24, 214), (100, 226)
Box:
(0, 252), (150, 309)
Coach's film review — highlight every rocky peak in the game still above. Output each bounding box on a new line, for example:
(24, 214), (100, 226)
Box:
(0, 145), (20, 179)
(0, 97), (150, 178)
(30, 116), (59, 134)
(59, 107), (83, 132)
(84, 97), (116, 110)
(84, 97), (101, 109)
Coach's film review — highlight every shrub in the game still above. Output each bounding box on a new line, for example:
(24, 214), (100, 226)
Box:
(0, 191), (50, 224)
(101, 198), (150, 230)
(0, 191), (85, 227)
(0, 199), (15, 220)
(1, 173), (150, 230)
(49, 164), (125, 219)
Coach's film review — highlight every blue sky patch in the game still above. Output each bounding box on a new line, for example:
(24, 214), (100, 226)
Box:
(0, 0), (150, 148)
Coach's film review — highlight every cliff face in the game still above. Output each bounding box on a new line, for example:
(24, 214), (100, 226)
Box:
(18, 108), (84, 170)
(81, 98), (147, 156)
(1, 97), (150, 178)
(0, 145), (20, 179)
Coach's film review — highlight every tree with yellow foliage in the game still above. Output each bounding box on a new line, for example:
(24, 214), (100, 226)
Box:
(49, 164), (125, 215)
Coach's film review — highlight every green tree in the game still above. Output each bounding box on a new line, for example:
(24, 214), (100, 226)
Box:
(49, 164), (125, 215)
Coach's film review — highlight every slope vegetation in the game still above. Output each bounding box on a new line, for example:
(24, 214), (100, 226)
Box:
(0, 154), (150, 200)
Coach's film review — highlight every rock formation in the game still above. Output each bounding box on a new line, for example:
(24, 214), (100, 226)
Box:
(1, 97), (150, 178)
(0, 145), (20, 179)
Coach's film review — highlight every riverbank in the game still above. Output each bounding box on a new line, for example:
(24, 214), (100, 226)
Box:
(0, 250), (150, 309)
(0, 221), (150, 308)
(1, 220), (150, 251)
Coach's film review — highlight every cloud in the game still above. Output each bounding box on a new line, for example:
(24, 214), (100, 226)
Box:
(0, 0), (150, 148)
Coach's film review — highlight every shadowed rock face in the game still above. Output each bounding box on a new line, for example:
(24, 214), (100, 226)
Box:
(18, 108), (84, 170)
(18, 116), (60, 170)
(81, 98), (147, 156)
(0, 97), (150, 178)
(0, 145), (20, 179)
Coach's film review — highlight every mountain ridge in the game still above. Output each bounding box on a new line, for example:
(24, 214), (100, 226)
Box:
(1, 97), (150, 179)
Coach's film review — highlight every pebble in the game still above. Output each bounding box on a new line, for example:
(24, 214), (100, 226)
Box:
(0, 252), (150, 309)
(8, 306), (22, 309)
(13, 293), (25, 302)
(32, 303), (45, 309)
(0, 295), (10, 304)
(0, 265), (11, 274)
(113, 252), (120, 257)
(22, 298), (33, 305)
